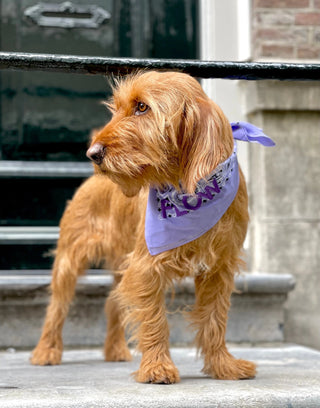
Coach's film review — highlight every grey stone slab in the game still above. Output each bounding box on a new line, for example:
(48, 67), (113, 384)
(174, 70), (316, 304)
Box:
(243, 80), (320, 351)
(247, 111), (320, 221)
(0, 272), (295, 295)
(0, 346), (320, 407)
(235, 273), (295, 293)
(0, 273), (294, 347)
(241, 81), (320, 113)
(227, 294), (286, 343)
(248, 221), (320, 348)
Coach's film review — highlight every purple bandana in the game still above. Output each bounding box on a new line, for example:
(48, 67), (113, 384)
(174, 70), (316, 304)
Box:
(145, 122), (275, 255)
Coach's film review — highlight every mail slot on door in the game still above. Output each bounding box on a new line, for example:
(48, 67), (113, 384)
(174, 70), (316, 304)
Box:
(24, 1), (111, 29)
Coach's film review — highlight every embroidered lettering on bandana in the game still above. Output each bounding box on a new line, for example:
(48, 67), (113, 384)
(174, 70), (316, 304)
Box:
(156, 147), (237, 221)
(145, 122), (275, 256)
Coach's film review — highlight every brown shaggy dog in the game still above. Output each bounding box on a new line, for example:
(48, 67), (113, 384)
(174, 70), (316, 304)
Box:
(31, 71), (256, 383)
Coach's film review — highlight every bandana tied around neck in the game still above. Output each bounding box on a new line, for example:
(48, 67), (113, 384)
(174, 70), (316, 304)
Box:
(145, 122), (275, 255)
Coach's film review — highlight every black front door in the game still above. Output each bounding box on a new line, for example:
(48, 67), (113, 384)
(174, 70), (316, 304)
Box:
(0, 0), (199, 269)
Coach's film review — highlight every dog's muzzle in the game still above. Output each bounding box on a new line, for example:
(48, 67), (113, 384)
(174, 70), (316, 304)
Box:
(86, 143), (106, 165)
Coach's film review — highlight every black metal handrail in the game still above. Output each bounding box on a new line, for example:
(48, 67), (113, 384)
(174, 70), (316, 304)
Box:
(1, 51), (320, 81)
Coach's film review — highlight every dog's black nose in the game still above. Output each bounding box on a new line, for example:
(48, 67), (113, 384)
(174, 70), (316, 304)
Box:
(86, 143), (106, 165)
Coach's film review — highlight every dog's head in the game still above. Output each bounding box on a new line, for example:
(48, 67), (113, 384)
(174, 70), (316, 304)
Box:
(87, 71), (234, 197)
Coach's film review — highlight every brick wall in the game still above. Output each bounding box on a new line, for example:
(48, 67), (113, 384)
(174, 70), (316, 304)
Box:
(252, 0), (320, 59)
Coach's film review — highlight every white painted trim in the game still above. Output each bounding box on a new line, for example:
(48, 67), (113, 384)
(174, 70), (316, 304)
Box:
(200, 0), (252, 100)
(199, 0), (250, 168)
(199, 0), (217, 100)
(237, 0), (252, 61)
(199, 0), (251, 250)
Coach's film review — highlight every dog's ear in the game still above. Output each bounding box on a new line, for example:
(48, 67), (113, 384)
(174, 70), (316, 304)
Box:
(178, 97), (234, 194)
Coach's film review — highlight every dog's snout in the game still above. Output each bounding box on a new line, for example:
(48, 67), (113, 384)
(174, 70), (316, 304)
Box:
(86, 143), (106, 165)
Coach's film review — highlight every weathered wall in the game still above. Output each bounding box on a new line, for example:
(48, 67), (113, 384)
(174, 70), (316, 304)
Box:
(252, 0), (320, 59)
(242, 80), (320, 348)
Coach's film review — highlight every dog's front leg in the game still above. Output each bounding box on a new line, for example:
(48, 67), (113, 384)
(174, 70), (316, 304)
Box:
(104, 273), (132, 362)
(113, 260), (180, 384)
(191, 269), (256, 380)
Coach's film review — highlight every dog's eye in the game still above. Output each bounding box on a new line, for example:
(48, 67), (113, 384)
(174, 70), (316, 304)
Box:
(135, 102), (149, 116)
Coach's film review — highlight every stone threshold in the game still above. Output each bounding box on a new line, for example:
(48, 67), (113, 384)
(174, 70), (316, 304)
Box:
(0, 272), (295, 348)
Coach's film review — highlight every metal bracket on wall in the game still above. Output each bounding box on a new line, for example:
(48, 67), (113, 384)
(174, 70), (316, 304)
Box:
(24, 1), (111, 29)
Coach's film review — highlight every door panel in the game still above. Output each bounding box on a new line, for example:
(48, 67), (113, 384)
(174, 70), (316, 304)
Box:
(0, 0), (199, 268)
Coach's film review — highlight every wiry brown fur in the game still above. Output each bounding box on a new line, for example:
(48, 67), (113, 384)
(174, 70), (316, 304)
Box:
(31, 71), (256, 383)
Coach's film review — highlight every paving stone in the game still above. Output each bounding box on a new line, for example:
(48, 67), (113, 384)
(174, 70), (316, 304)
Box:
(0, 345), (320, 407)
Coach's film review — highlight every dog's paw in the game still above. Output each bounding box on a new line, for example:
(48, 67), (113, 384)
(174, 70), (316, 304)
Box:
(30, 346), (62, 366)
(135, 359), (180, 384)
(204, 354), (256, 380)
(104, 342), (132, 362)
(215, 358), (256, 380)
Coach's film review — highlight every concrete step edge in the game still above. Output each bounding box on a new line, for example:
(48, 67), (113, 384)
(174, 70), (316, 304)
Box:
(0, 271), (295, 295)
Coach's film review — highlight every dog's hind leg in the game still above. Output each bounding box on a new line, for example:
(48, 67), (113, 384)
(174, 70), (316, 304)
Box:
(104, 273), (132, 362)
(191, 268), (256, 380)
(30, 249), (88, 365)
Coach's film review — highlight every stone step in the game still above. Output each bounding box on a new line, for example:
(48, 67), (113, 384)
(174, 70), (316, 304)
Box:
(0, 228), (60, 269)
(0, 161), (92, 178)
(1, 345), (320, 407)
(0, 271), (295, 348)
(0, 227), (59, 245)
